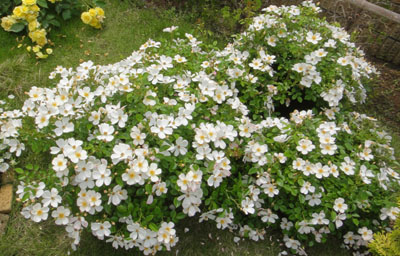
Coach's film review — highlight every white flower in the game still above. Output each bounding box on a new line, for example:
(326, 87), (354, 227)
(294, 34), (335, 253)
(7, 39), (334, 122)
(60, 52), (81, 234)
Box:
(320, 143), (337, 155)
(241, 197), (255, 215)
(358, 227), (373, 241)
(292, 158), (305, 171)
(54, 118), (74, 136)
(359, 147), (374, 161)
(263, 183), (279, 197)
(151, 119), (173, 139)
(283, 235), (300, 250)
(340, 161), (355, 175)
(147, 163), (162, 182)
(335, 213), (346, 228)
(174, 54), (187, 63)
(314, 163), (330, 179)
(92, 164), (112, 187)
(158, 222), (176, 243)
(343, 231), (358, 245)
(30, 203), (49, 222)
(51, 206), (71, 225)
(177, 173), (192, 191)
(306, 31), (322, 44)
(280, 218), (293, 231)
(52, 154), (68, 172)
(122, 168), (142, 185)
(42, 188), (62, 208)
(274, 152), (287, 163)
(260, 209), (279, 223)
(97, 123), (115, 142)
(311, 211), (329, 225)
(92, 221), (112, 240)
(89, 111), (101, 125)
(300, 181), (315, 195)
(296, 139), (315, 155)
(108, 185), (128, 206)
(127, 222), (146, 241)
(154, 182), (168, 196)
(216, 216), (231, 229)
(111, 143), (132, 164)
(163, 26), (178, 33)
(381, 207), (400, 221)
(306, 193), (322, 206)
(298, 220), (314, 234)
(173, 137), (188, 156)
(333, 198), (348, 213)
(130, 126), (146, 145)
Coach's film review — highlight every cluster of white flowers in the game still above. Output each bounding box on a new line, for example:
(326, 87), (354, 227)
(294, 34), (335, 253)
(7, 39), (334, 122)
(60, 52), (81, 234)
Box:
(0, 102), (24, 173)
(2, 1), (399, 256)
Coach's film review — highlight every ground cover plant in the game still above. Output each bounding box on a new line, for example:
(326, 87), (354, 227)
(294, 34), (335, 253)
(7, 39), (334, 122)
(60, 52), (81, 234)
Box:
(0, 1), (399, 255)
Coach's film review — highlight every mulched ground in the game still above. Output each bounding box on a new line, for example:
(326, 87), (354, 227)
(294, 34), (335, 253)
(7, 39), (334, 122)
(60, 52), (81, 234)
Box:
(367, 58), (400, 136)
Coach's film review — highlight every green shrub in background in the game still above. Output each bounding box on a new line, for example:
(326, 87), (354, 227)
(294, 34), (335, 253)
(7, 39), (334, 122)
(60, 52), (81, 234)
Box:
(369, 199), (400, 256)
(0, 1), (399, 256)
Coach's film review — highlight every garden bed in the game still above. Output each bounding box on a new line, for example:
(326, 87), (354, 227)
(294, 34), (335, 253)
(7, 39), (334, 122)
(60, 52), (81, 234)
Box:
(0, 1), (399, 256)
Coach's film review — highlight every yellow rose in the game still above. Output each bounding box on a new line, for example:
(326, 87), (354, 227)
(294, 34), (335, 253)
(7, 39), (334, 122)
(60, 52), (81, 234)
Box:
(89, 19), (101, 29)
(25, 14), (37, 23)
(22, 0), (36, 6)
(22, 6), (29, 14)
(13, 6), (25, 18)
(28, 20), (38, 31)
(48, 0), (56, 3)
(1, 16), (17, 31)
(46, 48), (53, 54)
(88, 9), (97, 17)
(29, 5), (40, 12)
(94, 7), (104, 17)
(81, 12), (92, 24)
(29, 28), (47, 46)
(26, 46), (32, 52)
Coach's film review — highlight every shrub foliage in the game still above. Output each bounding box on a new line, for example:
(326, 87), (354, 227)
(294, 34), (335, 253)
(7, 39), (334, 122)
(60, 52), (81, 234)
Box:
(0, 1), (399, 255)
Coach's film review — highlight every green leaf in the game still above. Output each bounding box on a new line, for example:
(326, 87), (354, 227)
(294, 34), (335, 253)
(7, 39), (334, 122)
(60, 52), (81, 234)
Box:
(145, 184), (152, 194)
(48, 20), (60, 27)
(104, 204), (112, 215)
(328, 222), (335, 232)
(116, 176), (123, 187)
(352, 218), (359, 226)
(9, 23), (25, 33)
(15, 168), (24, 174)
(117, 205), (127, 214)
(26, 164), (33, 170)
(62, 9), (71, 20)
(176, 213), (186, 220)
(173, 197), (181, 208)
(148, 223), (158, 232)
(248, 167), (258, 175)
(22, 192), (30, 202)
(37, 0), (48, 8)
(160, 144), (171, 152)
(144, 215), (154, 223)
(128, 202), (134, 213)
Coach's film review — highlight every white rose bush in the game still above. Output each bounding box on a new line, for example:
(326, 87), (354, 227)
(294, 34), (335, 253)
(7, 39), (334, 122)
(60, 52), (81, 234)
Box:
(0, 1), (399, 255)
